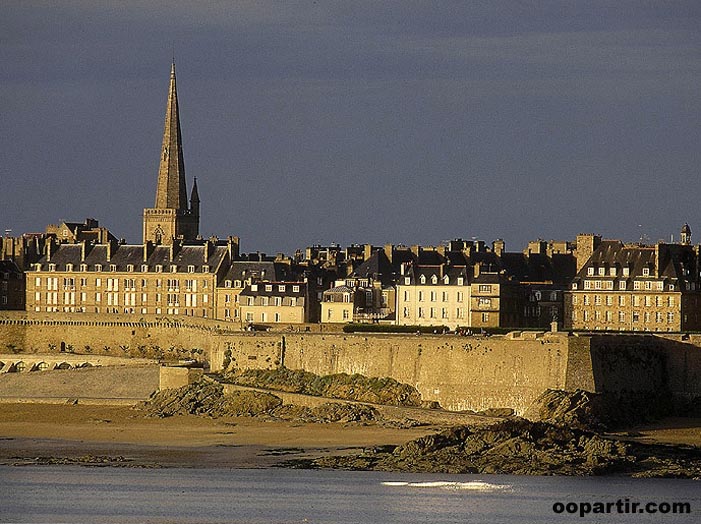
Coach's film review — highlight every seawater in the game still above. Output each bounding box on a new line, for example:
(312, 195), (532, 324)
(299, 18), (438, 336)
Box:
(0, 466), (698, 524)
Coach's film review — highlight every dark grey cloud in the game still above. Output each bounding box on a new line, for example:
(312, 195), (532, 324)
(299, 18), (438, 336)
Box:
(2, 1), (700, 253)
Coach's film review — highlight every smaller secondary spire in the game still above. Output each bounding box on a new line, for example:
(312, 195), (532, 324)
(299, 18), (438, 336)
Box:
(190, 176), (200, 203)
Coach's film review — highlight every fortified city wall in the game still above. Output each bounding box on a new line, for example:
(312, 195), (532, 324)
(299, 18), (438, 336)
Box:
(1, 312), (700, 413)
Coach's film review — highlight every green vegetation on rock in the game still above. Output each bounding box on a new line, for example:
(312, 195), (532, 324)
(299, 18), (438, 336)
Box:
(224, 368), (423, 407)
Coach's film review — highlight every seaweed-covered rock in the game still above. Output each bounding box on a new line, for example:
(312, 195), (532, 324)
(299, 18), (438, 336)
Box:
(143, 381), (282, 418)
(225, 369), (422, 407)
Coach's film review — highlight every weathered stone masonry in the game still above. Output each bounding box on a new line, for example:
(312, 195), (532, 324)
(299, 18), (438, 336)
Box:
(1, 312), (700, 414)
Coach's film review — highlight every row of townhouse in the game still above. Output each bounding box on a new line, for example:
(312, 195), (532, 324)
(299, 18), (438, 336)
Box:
(9, 226), (701, 333)
(20, 236), (327, 326)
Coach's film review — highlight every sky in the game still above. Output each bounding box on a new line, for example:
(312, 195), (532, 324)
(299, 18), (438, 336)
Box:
(2, 1), (700, 255)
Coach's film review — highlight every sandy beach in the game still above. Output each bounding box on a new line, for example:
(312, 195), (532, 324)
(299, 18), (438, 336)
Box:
(1, 402), (699, 470)
(0, 402), (461, 468)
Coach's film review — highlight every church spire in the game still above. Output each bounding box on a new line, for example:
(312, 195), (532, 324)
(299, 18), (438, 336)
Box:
(154, 61), (188, 210)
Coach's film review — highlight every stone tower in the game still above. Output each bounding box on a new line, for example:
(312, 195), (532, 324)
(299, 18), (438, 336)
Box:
(142, 61), (199, 245)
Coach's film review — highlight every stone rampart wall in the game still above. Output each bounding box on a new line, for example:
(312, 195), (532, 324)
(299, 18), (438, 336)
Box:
(2, 312), (701, 412)
(213, 332), (571, 412)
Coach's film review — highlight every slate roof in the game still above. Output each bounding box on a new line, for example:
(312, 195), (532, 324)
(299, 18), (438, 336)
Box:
(573, 240), (699, 286)
(34, 242), (228, 273)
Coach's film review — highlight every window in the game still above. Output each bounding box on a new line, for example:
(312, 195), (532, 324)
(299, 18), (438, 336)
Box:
(609, 267), (617, 276)
(418, 291), (424, 302)
(265, 284), (272, 292)
(430, 291), (436, 302)
(478, 285), (491, 293)
(619, 281), (626, 290)
(642, 267), (650, 277)
(202, 265), (210, 273)
(605, 296), (612, 306)
(404, 277), (411, 285)
(250, 284), (258, 292)
(668, 296), (675, 307)
(619, 311), (625, 323)
(583, 295), (590, 305)
(431, 275), (438, 284)
(481, 312), (489, 322)
(584, 281), (591, 290)
(292, 285), (300, 293)
(110, 264), (117, 272)
(478, 298), (491, 307)
(587, 267), (595, 276)
(155, 265), (162, 273)
(572, 283), (578, 290)
(618, 296), (625, 306)
(141, 264), (149, 272)
(278, 285), (286, 292)
(420, 275), (426, 284)
(667, 312), (674, 324)
(598, 267), (605, 276)
(594, 295), (601, 305)
(457, 277), (464, 286)
(572, 295), (578, 305)
(188, 265), (195, 273)
(126, 264), (134, 272)
(623, 267), (630, 276)
(80, 264), (87, 272)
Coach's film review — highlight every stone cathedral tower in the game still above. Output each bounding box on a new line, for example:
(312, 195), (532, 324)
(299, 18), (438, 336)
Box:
(142, 61), (199, 245)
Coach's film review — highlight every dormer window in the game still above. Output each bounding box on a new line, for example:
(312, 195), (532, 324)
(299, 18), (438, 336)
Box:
(170, 265), (178, 273)
(457, 277), (464, 286)
(598, 267), (605, 276)
(141, 264), (149, 272)
(225, 280), (232, 288)
(669, 284), (675, 291)
(609, 267), (617, 276)
(110, 264), (117, 272)
(431, 275), (438, 284)
(265, 284), (272, 292)
(202, 265), (209, 273)
(587, 267), (595, 276)
(234, 280), (242, 288)
(572, 283), (578, 290)
(293, 285), (300, 293)
(126, 264), (134, 272)
(34, 263), (42, 271)
(404, 277), (411, 285)
(95, 264), (102, 272)
(66, 264), (73, 272)
(155, 265), (162, 273)
(80, 264), (87, 272)
(623, 267), (630, 277)
(420, 275), (426, 284)
(642, 267), (650, 277)
(188, 265), (195, 273)
(48, 263), (56, 272)
(251, 284), (258, 292)
(278, 285), (286, 292)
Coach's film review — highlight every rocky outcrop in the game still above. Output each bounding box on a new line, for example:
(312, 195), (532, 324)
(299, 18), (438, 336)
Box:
(524, 389), (675, 430)
(143, 380), (382, 424)
(293, 418), (701, 478)
(225, 368), (423, 407)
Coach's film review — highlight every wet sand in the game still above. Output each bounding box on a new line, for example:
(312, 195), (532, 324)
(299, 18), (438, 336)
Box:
(1, 403), (699, 469)
(0, 403), (447, 468)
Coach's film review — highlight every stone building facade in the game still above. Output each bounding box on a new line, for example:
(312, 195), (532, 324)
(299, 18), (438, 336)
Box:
(564, 229), (701, 332)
